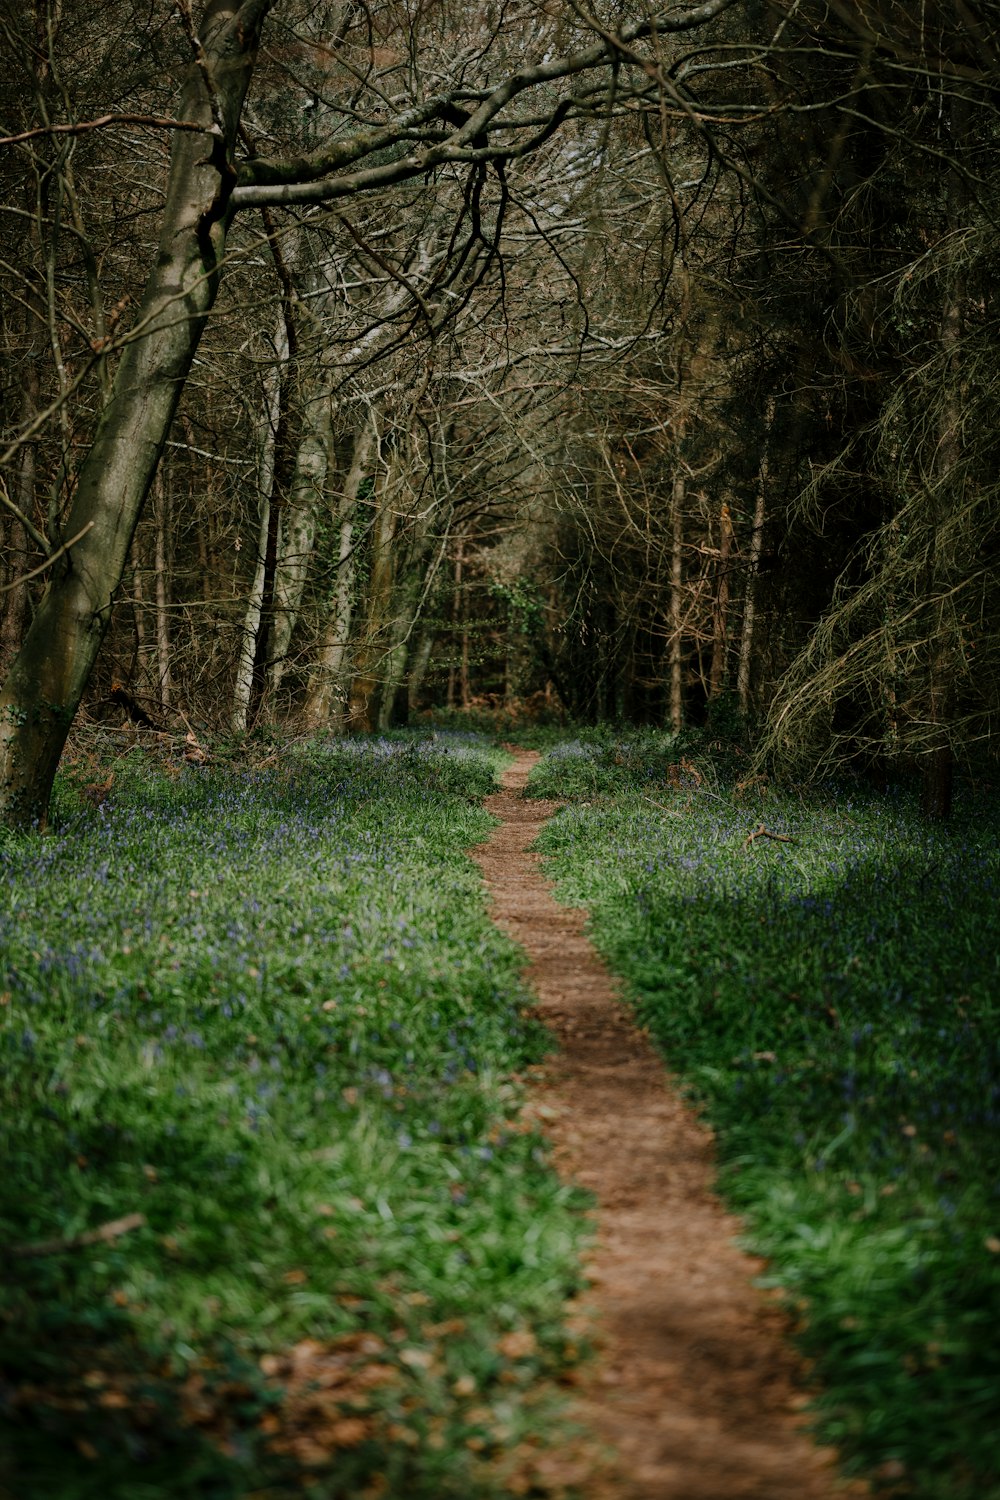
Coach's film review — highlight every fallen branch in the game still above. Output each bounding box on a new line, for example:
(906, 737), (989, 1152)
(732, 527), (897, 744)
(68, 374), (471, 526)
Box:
(640, 795), (683, 817)
(7, 1212), (146, 1259)
(743, 822), (796, 851)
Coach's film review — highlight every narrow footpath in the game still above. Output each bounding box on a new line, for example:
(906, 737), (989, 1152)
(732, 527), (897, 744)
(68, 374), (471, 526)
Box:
(472, 752), (864, 1500)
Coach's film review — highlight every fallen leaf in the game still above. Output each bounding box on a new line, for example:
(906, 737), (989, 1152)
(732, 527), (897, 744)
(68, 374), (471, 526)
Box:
(354, 1363), (399, 1389)
(398, 1346), (434, 1370)
(291, 1339), (325, 1366)
(422, 1318), (465, 1338)
(498, 1329), (538, 1360)
(97, 1390), (129, 1409)
(328, 1416), (371, 1447)
(386, 1422), (420, 1447)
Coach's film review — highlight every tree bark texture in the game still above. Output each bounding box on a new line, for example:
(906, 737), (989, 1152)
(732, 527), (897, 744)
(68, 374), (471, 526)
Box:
(709, 501), (732, 699)
(407, 625), (436, 714)
(232, 315), (287, 731)
(669, 474), (684, 732)
(738, 399), (772, 715)
(268, 383), (334, 699)
(348, 452), (396, 733)
(375, 523), (437, 732)
(302, 417), (376, 730)
(0, 290), (42, 676)
(153, 469), (172, 709)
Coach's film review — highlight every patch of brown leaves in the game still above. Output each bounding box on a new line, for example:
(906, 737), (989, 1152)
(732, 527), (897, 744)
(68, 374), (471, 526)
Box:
(253, 1332), (400, 1467)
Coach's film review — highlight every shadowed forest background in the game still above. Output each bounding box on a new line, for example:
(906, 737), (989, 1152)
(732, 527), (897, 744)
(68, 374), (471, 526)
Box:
(1, 0), (998, 819)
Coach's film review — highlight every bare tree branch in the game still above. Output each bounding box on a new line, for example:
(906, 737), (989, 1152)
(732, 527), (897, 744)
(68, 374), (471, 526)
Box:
(0, 114), (222, 148)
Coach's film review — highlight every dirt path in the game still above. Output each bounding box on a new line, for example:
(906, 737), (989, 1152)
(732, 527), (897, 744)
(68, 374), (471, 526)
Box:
(472, 752), (864, 1500)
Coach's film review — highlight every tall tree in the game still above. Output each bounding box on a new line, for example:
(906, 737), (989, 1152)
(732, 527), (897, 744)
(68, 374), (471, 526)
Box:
(0, 0), (269, 823)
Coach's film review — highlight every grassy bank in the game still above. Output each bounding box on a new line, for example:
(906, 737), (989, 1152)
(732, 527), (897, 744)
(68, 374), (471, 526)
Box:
(530, 732), (1000, 1499)
(0, 732), (587, 1499)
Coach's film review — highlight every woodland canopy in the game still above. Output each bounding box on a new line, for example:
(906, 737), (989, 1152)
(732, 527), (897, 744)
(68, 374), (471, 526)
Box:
(2, 0), (998, 826)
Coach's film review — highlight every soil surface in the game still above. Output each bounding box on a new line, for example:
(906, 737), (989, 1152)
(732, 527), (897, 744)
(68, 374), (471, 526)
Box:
(472, 752), (866, 1500)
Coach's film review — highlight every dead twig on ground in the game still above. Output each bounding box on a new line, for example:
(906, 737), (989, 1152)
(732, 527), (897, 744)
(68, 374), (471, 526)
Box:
(743, 822), (796, 851)
(641, 795), (683, 817)
(7, 1212), (146, 1259)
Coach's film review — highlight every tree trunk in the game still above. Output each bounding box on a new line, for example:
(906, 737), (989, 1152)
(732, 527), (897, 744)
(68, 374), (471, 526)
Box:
(268, 385), (333, 700)
(376, 547), (435, 732)
(446, 532), (464, 709)
(348, 454), (396, 733)
(246, 382), (294, 726)
(129, 539), (146, 683)
(709, 500), (732, 699)
(0, 0), (269, 828)
(377, 607), (413, 732)
(0, 299), (42, 675)
(669, 474), (684, 732)
(153, 469), (172, 709)
(457, 535), (471, 710)
(920, 105), (966, 821)
(0, 517), (31, 678)
(920, 723), (953, 820)
(302, 417), (376, 730)
(407, 625), (436, 714)
(738, 399), (772, 715)
(232, 314), (287, 731)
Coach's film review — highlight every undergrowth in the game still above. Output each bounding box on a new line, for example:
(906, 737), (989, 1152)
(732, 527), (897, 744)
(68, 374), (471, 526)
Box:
(415, 703), (574, 750)
(0, 731), (588, 1499)
(531, 731), (1000, 1500)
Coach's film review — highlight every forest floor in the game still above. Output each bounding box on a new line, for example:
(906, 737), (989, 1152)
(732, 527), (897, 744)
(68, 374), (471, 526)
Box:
(473, 750), (865, 1500)
(5, 727), (997, 1498)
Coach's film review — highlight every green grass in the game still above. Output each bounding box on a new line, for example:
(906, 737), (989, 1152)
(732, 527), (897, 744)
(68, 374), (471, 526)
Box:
(0, 731), (589, 1499)
(530, 732), (1000, 1500)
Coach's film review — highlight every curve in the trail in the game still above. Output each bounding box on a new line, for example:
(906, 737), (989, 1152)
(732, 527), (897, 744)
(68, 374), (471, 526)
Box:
(472, 751), (865, 1500)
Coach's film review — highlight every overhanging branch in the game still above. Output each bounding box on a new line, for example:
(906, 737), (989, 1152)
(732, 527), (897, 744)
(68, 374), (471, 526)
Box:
(232, 0), (740, 202)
